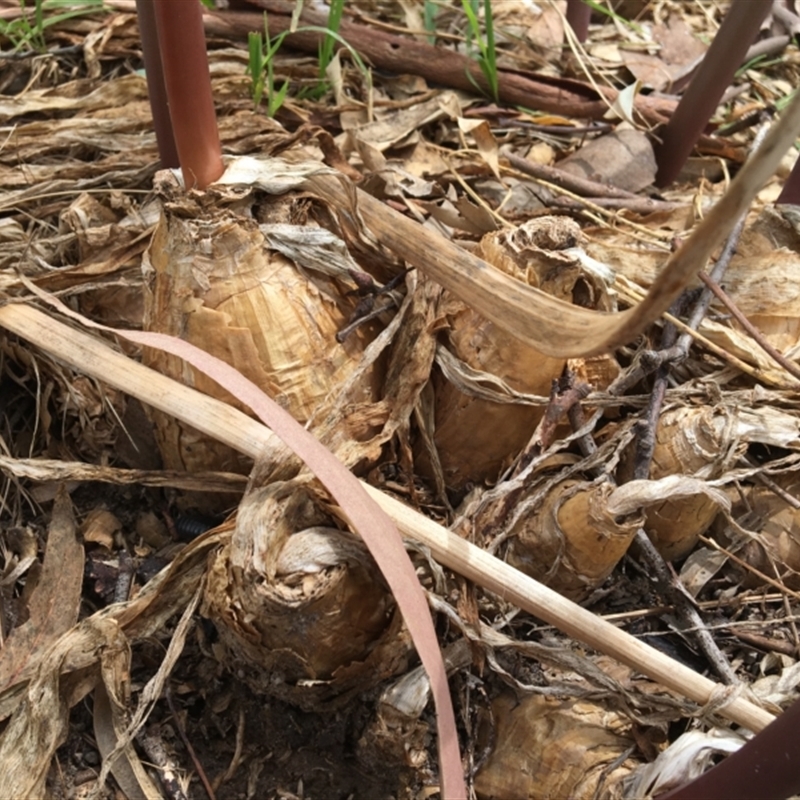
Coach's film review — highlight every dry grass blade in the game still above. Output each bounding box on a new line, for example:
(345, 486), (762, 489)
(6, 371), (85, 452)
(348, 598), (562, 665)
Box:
(93, 582), (203, 800)
(301, 87), (800, 357)
(0, 302), (776, 735)
(93, 682), (161, 800)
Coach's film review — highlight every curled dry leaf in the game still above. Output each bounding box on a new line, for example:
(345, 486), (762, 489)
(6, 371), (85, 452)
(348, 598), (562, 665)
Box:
(81, 508), (122, 549)
(0, 615), (129, 799)
(624, 728), (745, 799)
(301, 85), (800, 358)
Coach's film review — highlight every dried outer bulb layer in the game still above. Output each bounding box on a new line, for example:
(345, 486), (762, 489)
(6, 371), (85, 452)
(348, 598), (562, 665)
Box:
(423, 216), (616, 493)
(142, 174), (378, 480)
(625, 404), (800, 561)
(202, 478), (410, 709)
(473, 692), (636, 800)
(504, 477), (643, 601)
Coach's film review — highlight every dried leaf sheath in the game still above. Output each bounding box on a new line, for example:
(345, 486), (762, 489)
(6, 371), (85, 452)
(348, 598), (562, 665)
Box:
(423, 218), (614, 491)
(202, 477), (411, 709)
(505, 478), (643, 601)
(142, 176), (379, 478)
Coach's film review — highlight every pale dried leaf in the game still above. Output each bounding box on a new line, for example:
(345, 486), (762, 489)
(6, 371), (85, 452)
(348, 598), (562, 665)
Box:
(558, 127), (655, 191)
(345, 92), (461, 152)
(607, 475), (731, 516)
(679, 547), (729, 598)
(0, 486), (83, 694)
(623, 729), (745, 799)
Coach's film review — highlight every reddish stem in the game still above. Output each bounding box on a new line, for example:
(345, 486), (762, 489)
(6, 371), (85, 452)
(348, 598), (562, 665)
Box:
(654, 0), (772, 187)
(777, 153), (800, 205)
(656, 695), (800, 800)
(152, 0), (223, 189)
(566, 0), (591, 43)
(135, 0), (179, 168)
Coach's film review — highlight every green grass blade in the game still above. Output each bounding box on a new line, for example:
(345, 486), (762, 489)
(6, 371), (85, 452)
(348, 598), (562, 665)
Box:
(423, 0), (437, 44)
(317, 0), (345, 91)
(247, 31), (265, 107)
(481, 0), (497, 101)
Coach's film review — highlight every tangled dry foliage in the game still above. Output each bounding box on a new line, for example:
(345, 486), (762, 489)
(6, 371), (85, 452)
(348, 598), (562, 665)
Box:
(3, 0), (800, 798)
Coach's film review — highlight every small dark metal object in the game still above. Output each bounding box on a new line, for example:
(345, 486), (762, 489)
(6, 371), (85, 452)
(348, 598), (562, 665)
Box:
(174, 513), (218, 541)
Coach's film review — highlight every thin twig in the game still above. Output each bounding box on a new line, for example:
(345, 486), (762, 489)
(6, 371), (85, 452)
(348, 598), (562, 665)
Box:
(627, 293), (740, 685)
(113, 550), (135, 604)
(513, 373), (591, 475)
(166, 684), (217, 800)
(726, 628), (798, 657)
(136, 726), (190, 800)
(0, 44), (83, 60)
(567, 400), (598, 460)
(697, 271), (800, 382)
(550, 195), (685, 214)
(698, 534), (800, 603)
(575, 209), (756, 683)
(748, 462), (800, 509)
(212, 707), (246, 792)
(606, 191), (751, 396)
(505, 151), (641, 199)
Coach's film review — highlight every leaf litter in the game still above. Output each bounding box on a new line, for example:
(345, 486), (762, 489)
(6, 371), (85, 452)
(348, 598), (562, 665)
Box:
(2, 1), (800, 798)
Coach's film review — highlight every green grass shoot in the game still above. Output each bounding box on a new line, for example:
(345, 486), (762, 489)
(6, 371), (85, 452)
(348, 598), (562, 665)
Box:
(247, 9), (370, 116)
(315, 0), (345, 97)
(247, 14), (289, 117)
(0, 0), (105, 53)
(460, 0), (498, 102)
(580, 0), (643, 35)
(423, 0), (437, 44)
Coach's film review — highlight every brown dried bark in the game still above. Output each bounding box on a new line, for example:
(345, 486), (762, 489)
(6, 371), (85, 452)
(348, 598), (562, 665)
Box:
(205, 1), (678, 126)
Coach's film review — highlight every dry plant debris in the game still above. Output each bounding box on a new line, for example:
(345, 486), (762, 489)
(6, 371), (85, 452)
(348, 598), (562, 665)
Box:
(2, 1), (800, 798)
